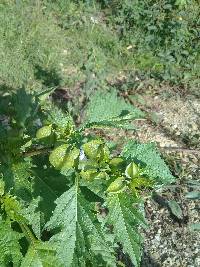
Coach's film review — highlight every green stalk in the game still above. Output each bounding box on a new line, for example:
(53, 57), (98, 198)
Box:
(23, 147), (52, 157)
(19, 222), (37, 244)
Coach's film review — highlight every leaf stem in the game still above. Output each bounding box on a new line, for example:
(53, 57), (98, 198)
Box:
(19, 222), (37, 243)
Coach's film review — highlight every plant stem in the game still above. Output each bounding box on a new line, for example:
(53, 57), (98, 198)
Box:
(19, 222), (37, 243)
(23, 147), (52, 157)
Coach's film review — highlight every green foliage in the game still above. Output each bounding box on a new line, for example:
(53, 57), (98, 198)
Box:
(0, 88), (175, 266)
(107, 193), (147, 266)
(45, 182), (116, 266)
(0, 220), (23, 266)
(20, 241), (63, 267)
(122, 141), (175, 186)
(84, 90), (144, 129)
(0, 1), (64, 91)
(21, 198), (42, 239)
(167, 200), (183, 220)
(0, 0), (199, 96)
(105, 0), (200, 88)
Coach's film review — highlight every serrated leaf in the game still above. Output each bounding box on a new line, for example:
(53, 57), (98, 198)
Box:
(80, 179), (107, 200)
(45, 104), (74, 134)
(11, 161), (33, 201)
(0, 220), (23, 267)
(21, 241), (62, 267)
(12, 88), (35, 128)
(106, 193), (147, 267)
(32, 157), (70, 222)
(21, 198), (43, 239)
(45, 185), (77, 266)
(1, 160), (33, 201)
(45, 180), (116, 267)
(168, 200), (183, 219)
(122, 141), (175, 186)
(83, 90), (144, 129)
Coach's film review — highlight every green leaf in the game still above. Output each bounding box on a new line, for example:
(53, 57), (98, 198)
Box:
(122, 141), (175, 186)
(185, 191), (200, 199)
(45, 184), (77, 266)
(21, 241), (62, 267)
(189, 223), (200, 231)
(168, 200), (183, 219)
(125, 162), (139, 179)
(32, 156), (70, 222)
(1, 160), (33, 201)
(106, 193), (147, 267)
(45, 180), (116, 267)
(12, 88), (35, 128)
(45, 105), (74, 136)
(0, 220), (23, 267)
(187, 180), (200, 189)
(21, 198), (43, 239)
(83, 90), (144, 129)
(80, 178), (107, 200)
(11, 161), (33, 201)
(82, 139), (110, 162)
(32, 171), (58, 223)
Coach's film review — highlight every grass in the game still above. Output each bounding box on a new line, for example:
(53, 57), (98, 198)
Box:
(0, 0), (199, 96)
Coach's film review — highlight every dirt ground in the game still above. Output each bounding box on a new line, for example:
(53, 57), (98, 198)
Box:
(133, 87), (200, 267)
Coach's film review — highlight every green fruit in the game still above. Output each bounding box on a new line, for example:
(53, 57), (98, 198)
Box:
(109, 157), (126, 173)
(96, 171), (109, 180)
(107, 177), (125, 193)
(62, 147), (80, 170)
(80, 170), (109, 181)
(49, 144), (79, 170)
(3, 195), (22, 221)
(36, 125), (52, 139)
(125, 162), (139, 179)
(49, 144), (69, 169)
(82, 140), (109, 162)
(80, 170), (98, 181)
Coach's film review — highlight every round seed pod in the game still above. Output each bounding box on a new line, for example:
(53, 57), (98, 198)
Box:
(82, 140), (110, 162)
(36, 125), (52, 139)
(107, 177), (125, 193)
(125, 162), (139, 179)
(49, 144), (79, 171)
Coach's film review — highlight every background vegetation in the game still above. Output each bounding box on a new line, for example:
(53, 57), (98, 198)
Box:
(0, 0), (199, 95)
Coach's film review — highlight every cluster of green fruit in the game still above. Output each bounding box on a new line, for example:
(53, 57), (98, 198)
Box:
(36, 126), (152, 194)
(35, 120), (74, 145)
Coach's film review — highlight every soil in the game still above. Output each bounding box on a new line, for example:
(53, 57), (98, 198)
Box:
(133, 86), (200, 267)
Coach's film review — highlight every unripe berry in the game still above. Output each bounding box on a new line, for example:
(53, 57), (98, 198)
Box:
(125, 162), (139, 179)
(107, 177), (125, 193)
(82, 140), (109, 162)
(49, 144), (79, 171)
(36, 125), (52, 139)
